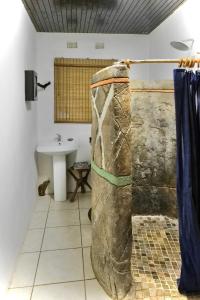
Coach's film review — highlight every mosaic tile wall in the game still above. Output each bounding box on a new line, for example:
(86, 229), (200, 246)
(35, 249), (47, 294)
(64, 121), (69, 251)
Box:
(131, 216), (200, 300)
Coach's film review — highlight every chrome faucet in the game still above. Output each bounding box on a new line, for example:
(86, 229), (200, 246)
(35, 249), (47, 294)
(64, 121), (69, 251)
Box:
(56, 133), (62, 143)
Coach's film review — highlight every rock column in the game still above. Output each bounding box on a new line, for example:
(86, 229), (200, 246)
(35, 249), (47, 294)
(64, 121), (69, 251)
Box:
(90, 64), (132, 300)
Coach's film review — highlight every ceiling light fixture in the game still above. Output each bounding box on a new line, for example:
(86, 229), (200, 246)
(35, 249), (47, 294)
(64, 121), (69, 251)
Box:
(170, 39), (194, 51)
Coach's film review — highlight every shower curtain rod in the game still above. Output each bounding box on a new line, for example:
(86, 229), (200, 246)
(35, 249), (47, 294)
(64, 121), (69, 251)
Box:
(118, 58), (200, 68)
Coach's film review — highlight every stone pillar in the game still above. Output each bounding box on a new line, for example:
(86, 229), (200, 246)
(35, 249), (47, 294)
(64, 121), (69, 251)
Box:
(130, 80), (177, 218)
(90, 64), (132, 300)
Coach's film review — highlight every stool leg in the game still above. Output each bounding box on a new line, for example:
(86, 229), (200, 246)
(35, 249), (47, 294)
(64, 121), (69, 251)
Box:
(70, 183), (79, 202)
(78, 170), (86, 193)
(78, 180), (85, 193)
(81, 184), (86, 193)
(83, 169), (92, 190)
(68, 168), (80, 202)
(68, 169), (79, 181)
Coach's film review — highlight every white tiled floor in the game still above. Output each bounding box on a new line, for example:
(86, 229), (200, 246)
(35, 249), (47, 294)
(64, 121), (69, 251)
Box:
(42, 226), (81, 250)
(6, 192), (111, 300)
(81, 225), (92, 247)
(80, 209), (91, 225)
(21, 229), (44, 253)
(83, 248), (95, 280)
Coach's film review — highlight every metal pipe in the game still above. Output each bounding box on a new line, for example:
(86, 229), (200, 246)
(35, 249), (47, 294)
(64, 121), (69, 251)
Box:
(118, 58), (200, 68)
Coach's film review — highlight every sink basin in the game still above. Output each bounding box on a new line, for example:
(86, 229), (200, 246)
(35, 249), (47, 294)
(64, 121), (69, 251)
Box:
(37, 139), (78, 202)
(37, 140), (77, 156)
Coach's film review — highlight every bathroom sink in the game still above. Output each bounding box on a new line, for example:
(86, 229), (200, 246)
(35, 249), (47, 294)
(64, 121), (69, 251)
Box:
(37, 139), (78, 202)
(37, 140), (77, 156)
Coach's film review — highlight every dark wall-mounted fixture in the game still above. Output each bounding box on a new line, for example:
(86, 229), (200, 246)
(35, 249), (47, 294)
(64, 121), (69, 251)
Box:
(25, 70), (38, 101)
(37, 81), (51, 89)
(25, 70), (51, 101)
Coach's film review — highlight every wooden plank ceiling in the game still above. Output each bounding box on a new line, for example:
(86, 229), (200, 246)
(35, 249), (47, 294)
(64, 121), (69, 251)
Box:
(22, 0), (186, 34)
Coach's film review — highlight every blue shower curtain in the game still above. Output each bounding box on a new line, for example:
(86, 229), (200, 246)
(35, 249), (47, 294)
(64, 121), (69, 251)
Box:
(174, 69), (200, 294)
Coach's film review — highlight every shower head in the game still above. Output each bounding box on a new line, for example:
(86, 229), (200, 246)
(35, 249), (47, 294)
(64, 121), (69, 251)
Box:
(170, 39), (194, 51)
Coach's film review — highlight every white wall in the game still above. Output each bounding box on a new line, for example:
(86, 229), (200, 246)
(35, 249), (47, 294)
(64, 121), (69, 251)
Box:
(0, 1), (37, 296)
(0, 0), (198, 294)
(36, 33), (149, 192)
(36, 0), (200, 193)
(149, 0), (200, 79)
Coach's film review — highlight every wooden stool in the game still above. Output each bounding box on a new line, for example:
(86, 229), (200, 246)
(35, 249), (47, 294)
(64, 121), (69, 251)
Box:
(68, 162), (91, 202)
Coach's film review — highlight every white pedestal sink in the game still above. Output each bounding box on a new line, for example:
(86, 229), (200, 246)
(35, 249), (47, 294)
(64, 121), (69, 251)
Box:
(37, 140), (77, 201)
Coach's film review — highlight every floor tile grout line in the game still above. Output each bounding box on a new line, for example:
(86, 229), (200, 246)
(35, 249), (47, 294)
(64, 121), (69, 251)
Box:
(9, 197), (50, 292)
(48, 208), (91, 212)
(30, 224), (91, 230)
(78, 194), (87, 300)
(45, 224), (81, 228)
(22, 246), (82, 254)
(8, 278), (96, 291)
(30, 196), (51, 300)
(21, 245), (92, 254)
(34, 206), (91, 213)
(33, 277), (96, 287)
(79, 193), (93, 300)
(9, 194), (93, 298)
(9, 195), (88, 291)
(49, 208), (80, 211)
(26, 228), (46, 232)
(46, 223), (81, 228)
(12, 194), (91, 298)
(8, 286), (33, 290)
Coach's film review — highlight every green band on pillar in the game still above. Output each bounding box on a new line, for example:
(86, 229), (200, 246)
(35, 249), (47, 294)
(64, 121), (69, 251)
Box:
(91, 161), (132, 187)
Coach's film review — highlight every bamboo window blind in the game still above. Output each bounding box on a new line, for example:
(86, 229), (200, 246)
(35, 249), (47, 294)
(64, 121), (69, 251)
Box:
(54, 58), (116, 123)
